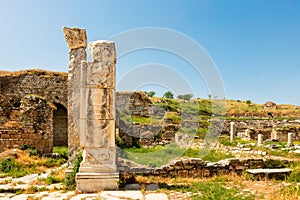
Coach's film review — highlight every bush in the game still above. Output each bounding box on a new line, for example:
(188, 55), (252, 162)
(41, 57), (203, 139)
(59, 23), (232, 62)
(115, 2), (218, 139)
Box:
(287, 163), (300, 182)
(145, 91), (155, 97)
(53, 146), (68, 159)
(163, 91), (174, 99)
(64, 152), (83, 190)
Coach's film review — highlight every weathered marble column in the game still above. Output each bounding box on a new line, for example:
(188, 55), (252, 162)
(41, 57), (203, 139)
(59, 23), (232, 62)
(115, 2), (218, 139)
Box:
(230, 122), (235, 142)
(76, 40), (118, 192)
(286, 132), (294, 147)
(62, 27), (87, 170)
(257, 134), (263, 146)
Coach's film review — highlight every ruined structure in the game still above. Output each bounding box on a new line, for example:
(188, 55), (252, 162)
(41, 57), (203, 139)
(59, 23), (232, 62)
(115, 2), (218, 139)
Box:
(0, 70), (68, 153)
(62, 27), (86, 170)
(63, 27), (118, 191)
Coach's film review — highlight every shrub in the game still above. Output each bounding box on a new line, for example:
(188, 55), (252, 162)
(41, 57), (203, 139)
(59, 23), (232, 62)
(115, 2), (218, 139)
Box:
(64, 152), (83, 190)
(287, 163), (300, 182)
(163, 91), (174, 99)
(145, 91), (155, 97)
(115, 134), (126, 148)
(53, 146), (68, 159)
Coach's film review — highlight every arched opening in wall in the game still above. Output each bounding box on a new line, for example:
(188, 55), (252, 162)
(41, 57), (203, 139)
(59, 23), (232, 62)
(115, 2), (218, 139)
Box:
(53, 103), (68, 146)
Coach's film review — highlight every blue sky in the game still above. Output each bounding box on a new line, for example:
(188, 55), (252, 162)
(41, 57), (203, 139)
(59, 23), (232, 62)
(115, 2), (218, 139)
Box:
(0, 0), (299, 105)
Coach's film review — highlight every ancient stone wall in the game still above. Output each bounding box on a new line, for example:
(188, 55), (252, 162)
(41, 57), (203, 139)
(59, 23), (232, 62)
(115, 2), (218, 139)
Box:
(0, 70), (68, 108)
(0, 95), (53, 153)
(0, 70), (68, 152)
(116, 92), (152, 117)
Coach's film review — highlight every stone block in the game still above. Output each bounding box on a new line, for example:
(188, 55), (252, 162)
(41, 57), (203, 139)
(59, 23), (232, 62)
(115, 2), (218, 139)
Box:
(86, 62), (115, 88)
(85, 88), (115, 120)
(62, 27), (87, 50)
(2, 134), (9, 139)
(84, 120), (115, 148)
(88, 40), (116, 63)
(189, 169), (201, 177)
(177, 170), (188, 177)
(183, 163), (194, 170)
(76, 172), (118, 192)
(82, 147), (116, 167)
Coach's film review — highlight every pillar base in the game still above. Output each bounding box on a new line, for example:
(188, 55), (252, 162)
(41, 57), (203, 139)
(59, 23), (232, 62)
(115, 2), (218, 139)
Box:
(76, 172), (119, 192)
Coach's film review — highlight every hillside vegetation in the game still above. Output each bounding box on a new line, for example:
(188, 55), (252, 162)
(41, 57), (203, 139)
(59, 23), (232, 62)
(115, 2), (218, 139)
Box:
(149, 97), (300, 120)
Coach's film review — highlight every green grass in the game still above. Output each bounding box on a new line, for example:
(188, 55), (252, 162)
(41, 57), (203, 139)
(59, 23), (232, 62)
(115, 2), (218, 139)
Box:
(121, 115), (152, 124)
(122, 146), (234, 167)
(53, 146), (68, 159)
(124, 145), (163, 153)
(0, 157), (34, 177)
(167, 178), (255, 200)
(286, 162), (300, 182)
(165, 112), (181, 123)
(155, 99), (180, 112)
(218, 135), (252, 147)
(26, 185), (47, 194)
(122, 143), (186, 167)
(183, 149), (234, 162)
(202, 150), (234, 162)
(0, 149), (67, 178)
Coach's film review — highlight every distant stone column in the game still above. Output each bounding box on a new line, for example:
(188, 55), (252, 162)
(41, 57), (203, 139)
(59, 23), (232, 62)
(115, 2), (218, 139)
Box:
(62, 27), (87, 170)
(271, 127), (278, 141)
(245, 129), (251, 141)
(286, 132), (294, 148)
(76, 40), (118, 192)
(230, 122), (235, 142)
(257, 134), (263, 146)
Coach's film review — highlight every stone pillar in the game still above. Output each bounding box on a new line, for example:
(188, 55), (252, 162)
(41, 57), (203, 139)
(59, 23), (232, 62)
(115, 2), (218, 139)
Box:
(286, 132), (294, 148)
(62, 27), (87, 171)
(76, 40), (118, 192)
(257, 134), (263, 146)
(271, 127), (278, 141)
(230, 122), (235, 142)
(245, 129), (251, 141)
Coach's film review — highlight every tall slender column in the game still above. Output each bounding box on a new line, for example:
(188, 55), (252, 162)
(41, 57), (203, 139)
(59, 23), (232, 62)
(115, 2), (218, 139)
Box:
(62, 27), (87, 170)
(230, 122), (235, 142)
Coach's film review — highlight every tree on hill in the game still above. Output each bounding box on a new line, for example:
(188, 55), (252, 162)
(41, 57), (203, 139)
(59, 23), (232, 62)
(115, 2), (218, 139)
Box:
(145, 91), (156, 97)
(163, 91), (174, 99)
(177, 94), (193, 100)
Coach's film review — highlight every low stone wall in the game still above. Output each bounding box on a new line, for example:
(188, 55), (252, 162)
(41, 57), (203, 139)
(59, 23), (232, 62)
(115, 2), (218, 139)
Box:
(118, 157), (292, 178)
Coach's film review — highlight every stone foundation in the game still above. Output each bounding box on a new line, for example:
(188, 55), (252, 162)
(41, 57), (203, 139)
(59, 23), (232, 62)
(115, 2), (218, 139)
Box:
(118, 157), (293, 179)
